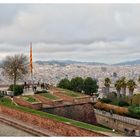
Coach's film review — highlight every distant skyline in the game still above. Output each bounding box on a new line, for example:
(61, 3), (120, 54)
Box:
(0, 4), (140, 64)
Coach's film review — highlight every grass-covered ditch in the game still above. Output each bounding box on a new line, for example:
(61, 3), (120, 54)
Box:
(40, 93), (59, 100)
(58, 88), (84, 97)
(0, 97), (113, 133)
(21, 95), (39, 103)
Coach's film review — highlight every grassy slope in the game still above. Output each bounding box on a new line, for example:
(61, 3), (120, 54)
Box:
(0, 97), (112, 133)
(58, 88), (84, 97)
(40, 93), (58, 100)
(22, 95), (38, 103)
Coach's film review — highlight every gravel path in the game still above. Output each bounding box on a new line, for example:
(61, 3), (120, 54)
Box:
(0, 122), (33, 136)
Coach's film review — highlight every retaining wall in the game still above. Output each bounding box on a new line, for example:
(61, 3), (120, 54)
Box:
(94, 109), (140, 136)
(0, 105), (105, 136)
(43, 103), (97, 125)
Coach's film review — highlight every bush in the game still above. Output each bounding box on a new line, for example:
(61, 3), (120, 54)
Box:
(99, 98), (112, 103)
(0, 93), (4, 98)
(9, 85), (24, 96)
(70, 77), (84, 92)
(83, 77), (98, 95)
(127, 106), (140, 119)
(118, 100), (129, 107)
(94, 102), (128, 115)
(57, 78), (71, 90)
(131, 94), (140, 106)
(35, 90), (48, 94)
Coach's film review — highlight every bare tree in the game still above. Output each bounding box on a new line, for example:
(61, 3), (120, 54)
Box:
(1, 54), (29, 86)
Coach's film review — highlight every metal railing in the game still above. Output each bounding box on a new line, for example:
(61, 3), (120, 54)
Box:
(94, 109), (140, 126)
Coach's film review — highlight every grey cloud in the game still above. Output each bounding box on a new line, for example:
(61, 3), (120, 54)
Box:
(0, 4), (140, 63)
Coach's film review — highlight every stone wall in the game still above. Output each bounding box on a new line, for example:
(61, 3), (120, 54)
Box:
(73, 96), (93, 103)
(43, 103), (97, 124)
(0, 105), (105, 136)
(94, 109), (140, 136)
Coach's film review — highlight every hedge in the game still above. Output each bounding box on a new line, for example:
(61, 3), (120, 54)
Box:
(94, 102), (128, 115)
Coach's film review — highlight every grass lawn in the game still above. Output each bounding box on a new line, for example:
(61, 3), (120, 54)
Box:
(22, 95), (38, 103)
(40, 93), (58, 100)
(58, 88), (83, 97)
(0, 97), (113, 133)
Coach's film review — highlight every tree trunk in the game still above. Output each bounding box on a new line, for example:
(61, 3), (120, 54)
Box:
(13, 73), (17, 96)
(121, 87), (126, 96)
(129, 90), (133, 97)
(14, 73), (17, 86)
(117, 90), (120, 98)
(106, 87), (109, 94)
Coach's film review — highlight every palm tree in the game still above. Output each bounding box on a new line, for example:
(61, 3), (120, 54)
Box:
(104, 77), (111, 94)
(127, 79), (136, 96)
(115, 79), (121, 98)
(120, 77), (127, 96)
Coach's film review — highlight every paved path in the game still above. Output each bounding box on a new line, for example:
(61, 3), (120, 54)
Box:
(0, 113), (58, 136)
(0, 122), (33, 136)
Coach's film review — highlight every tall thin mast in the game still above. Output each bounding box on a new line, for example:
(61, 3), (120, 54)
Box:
(30, 42), (34, 90)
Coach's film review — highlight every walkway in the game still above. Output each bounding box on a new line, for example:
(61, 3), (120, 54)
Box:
(0, 113), (58, 136)
(0, 122), (33, 136)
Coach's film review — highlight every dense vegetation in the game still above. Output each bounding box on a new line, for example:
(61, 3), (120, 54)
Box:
(96, 94), (140, 119)
(9, 84), (24, 96)
(57, 77), (99, 96)
(127, 106), (140, 119)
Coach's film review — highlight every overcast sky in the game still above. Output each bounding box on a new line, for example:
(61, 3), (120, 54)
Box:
(0, 4), (140, 64)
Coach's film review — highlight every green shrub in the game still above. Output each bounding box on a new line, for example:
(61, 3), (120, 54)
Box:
(57, 78), (71, 90)
(99, 98), (112, 103)
(0, 93), (4, 98)
(9, 85), (24, 96)
(94, 102), (128, 115)
(118, 101), (129, 107)
(35, 90), (48, 94)
(127, 106), (140, 119)
(131, 94), (140, 106)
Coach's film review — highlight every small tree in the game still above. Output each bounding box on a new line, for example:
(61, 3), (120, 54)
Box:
(1, 54), (29, 95)
(70, 77), (84, 92)
(57, 78), (71, 89)
(84, 77), (98, 95)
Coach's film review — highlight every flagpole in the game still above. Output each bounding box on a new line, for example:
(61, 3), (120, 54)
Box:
(30, 42), (34, 92)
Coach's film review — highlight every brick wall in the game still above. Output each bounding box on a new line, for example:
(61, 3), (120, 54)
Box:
(0, 105), (105, 136)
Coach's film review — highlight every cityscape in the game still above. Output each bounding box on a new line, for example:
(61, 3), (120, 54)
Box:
(0, 2), (140, 139)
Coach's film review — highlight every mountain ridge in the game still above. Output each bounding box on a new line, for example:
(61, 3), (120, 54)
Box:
(35, 59), (140, 66)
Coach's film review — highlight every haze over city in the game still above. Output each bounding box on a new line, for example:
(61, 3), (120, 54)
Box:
(0, 4), (140, 64)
